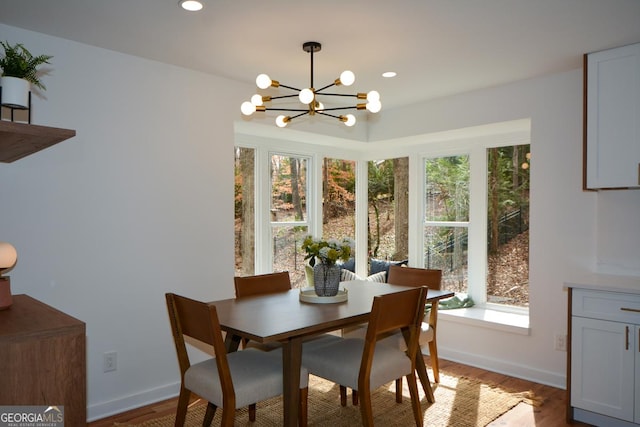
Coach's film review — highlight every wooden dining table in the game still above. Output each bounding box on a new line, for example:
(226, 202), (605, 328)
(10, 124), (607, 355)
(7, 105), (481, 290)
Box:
(209, 280), (454, 426)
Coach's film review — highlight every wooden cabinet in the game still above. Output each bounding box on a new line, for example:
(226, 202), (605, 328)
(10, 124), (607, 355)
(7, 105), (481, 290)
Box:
(568, 287), (640, 426)
(584, 42), (640, 190)
(0, 120), (76, 163)
(0, 294), (86, 425)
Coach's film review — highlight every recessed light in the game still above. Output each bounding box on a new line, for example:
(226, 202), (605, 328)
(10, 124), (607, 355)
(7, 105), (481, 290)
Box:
(382, 71), (397, 78)
(179, 0), (204, 12)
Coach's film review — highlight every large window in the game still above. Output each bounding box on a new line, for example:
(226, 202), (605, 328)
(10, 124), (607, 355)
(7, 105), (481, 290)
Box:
(270, 154), (310, 287)
(322, 158), (356, 241)
(234, 147), (255, 277)
(368, 158), (409, 262)
(424, 155), (470, 294)
(423, 143), (529, 309)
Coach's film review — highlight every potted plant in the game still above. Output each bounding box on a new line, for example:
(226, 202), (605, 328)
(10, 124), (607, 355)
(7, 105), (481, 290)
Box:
(0, 41), (53, 108)
(302, 236), (354, 296)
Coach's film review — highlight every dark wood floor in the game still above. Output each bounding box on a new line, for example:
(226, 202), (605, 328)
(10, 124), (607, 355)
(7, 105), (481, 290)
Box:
(89, 357), (592, 426)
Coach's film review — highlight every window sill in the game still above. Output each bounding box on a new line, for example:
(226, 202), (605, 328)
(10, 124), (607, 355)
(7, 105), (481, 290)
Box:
(439, 304), (530, 335)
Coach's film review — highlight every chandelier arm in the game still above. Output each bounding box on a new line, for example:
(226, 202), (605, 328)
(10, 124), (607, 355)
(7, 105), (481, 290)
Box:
(315, 92), (358, 97)
(277, 83), (304, 92)
(288, 111), (310, 120)
(316, 111), (343, 119)
(269, 94), (302, 101)
(263, 107), (310, 112)
(315, 82), (338, 92)
(316, 106), (359, 112)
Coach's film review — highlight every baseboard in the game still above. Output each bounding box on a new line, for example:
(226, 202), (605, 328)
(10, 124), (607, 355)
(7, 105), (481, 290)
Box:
(87, 380), (180, 422)
(437, 346), (566, 389)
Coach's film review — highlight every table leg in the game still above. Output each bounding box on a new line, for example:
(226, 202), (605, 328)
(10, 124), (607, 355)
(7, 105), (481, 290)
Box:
(282, 336), (303, 427)
(223, 332), (241, 353)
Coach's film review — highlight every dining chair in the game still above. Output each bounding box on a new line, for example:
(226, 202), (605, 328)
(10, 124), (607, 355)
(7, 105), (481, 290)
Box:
(234, 271), (342, 352)
(302, 286), (430, 427)
(342, 265), (442, 403)
(234, 271), (292, 297)
(386, 265), (443, 385)
(165, 292), (309, 427)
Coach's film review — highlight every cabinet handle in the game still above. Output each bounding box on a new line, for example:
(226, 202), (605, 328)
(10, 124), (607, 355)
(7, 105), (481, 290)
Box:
(626, 326), (630, 350)
(620, 307), (640, 313)
(638, 163), (640, 186)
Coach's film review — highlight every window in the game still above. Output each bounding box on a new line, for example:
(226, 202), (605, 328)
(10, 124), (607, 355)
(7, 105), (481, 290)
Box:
(486, 145), (530, 307)
(423, 143), (529, 309)
(270, 153), (310, 288)
(322, 158), (356, 241)
(234, 146), (255, 276)
(424, 155), (470, 294)
(368, 158), (409, 263)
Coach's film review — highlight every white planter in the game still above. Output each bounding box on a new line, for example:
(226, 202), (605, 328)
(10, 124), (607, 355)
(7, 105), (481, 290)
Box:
(1, 76), (30, 108)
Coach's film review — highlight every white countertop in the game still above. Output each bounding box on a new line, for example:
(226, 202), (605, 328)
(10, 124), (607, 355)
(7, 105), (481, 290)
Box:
(565, 273), (640, 295)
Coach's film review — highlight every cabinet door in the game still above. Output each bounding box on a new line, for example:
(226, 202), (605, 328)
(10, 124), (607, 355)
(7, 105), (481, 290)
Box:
(585, 42), (640, 189)
(636, 326), (640, 424)
(571, 316), (634, 421)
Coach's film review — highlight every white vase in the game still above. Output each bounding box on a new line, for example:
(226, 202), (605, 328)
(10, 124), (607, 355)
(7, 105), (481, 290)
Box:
(1, 76), (30, 108)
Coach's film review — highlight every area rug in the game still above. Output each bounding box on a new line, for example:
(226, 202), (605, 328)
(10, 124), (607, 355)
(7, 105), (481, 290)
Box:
(118, 370), (540, 427)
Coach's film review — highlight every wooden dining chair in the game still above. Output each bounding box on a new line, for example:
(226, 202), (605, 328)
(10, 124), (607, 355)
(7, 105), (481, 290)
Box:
(302, 286), (430, 427)
(386, 265), (443, 385)
(234, 271), (292, 297)
(341, 265), (442, 404)
(165, 292), (309, 427)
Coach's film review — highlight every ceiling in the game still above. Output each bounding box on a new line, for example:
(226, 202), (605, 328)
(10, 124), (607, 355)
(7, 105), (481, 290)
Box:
(1, 0), (640, 111)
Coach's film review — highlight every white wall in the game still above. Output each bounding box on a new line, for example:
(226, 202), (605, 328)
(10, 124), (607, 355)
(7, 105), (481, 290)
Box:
(2, 23), (639, 421)
(0, 24), (246, 420)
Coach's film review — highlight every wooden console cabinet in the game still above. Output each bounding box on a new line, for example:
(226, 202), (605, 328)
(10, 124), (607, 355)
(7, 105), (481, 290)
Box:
(0, 294), (86, 425)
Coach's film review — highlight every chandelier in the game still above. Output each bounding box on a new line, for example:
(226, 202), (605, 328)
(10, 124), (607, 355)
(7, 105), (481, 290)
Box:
(240, 41), (382, 128)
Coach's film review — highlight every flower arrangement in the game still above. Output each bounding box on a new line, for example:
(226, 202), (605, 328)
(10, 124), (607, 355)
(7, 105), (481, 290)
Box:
(302, 235), (354, 267)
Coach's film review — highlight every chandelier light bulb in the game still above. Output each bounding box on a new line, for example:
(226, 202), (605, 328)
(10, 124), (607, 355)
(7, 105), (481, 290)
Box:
(240, 101), (256, 116)
(256, 74), (272, 89)
(367, 90), (380, 102)
(343, 114), (356, 127)
(366, 100), (382, 113)
(339, 70), (355, 86)
(250, 94), (263, 106)
(299, 88), (315, 105)
(276, 115), (290, 128)
(316, 101), (325, 112)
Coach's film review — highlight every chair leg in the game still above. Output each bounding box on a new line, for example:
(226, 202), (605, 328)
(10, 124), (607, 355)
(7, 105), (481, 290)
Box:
(299, 387), (308, 427)
(352, 389), (359, 406)
(416, 353), (435, 403)
(357, 387), (374, 427)
(395, 378), (403, 403)
(202, 402), (216, 426)
(174, 386), (191, 427)
(220, 406), (235, 427)
(406, 372), (424, 427)
(340, 385), (347, 406)
(428, 340), (440, 383)
(248, 403), (256, 422)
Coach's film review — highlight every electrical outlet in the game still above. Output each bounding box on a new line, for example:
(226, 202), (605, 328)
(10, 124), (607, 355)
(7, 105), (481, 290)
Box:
(554, 333), (567, 352)
(103, 351), (117, 372)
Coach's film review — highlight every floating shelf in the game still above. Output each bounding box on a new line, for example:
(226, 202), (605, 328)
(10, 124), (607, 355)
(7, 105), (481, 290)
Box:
(0, 120), (76, 163)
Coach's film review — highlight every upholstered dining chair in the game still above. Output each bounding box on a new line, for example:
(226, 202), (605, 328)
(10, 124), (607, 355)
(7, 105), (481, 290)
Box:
(341, 265), (442, 404)
(165, 292), (309, 426)
(302, 286), (430, 427)
(386, 265), (443, 385)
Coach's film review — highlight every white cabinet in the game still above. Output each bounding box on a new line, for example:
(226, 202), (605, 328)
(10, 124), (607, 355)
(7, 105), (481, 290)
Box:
(584, 42), (640, 190)
(570, 288), (640, 425)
